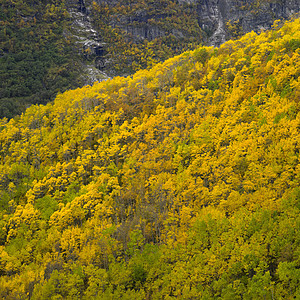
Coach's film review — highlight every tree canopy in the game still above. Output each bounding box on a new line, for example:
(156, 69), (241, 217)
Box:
(0, 17), (299, 298)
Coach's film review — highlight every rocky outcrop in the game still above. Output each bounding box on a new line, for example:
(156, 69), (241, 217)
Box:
(196, 0), (300, 46)
(65, 0), (108, 84)
(64, 0), (299, 81)
(88, 0), (299, 47)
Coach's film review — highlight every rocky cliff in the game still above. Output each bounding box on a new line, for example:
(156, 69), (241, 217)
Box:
(0, 0), (299, 119)
(67, 0), (299, 77)
(196, 0), (300, 46)
(64, 0), (108, 84)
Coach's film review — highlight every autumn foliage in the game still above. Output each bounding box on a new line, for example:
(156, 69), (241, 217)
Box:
(0, 18), (299, 298)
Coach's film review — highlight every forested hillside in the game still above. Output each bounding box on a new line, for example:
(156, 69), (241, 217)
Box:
(1, 0), (299, 119)
(0, 0), (88, 119)
(0, 18), (300, 298)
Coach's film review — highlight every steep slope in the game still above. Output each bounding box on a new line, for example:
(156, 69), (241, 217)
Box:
(0, 0), (85, 118)
(0, 18), (299, 298)
(1, 0), (299, 120)
(64, 0), (108, 84)
(87, 0), (300, 74)
(197, 0), (300, 45)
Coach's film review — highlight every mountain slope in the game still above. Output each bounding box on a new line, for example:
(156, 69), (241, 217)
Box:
(1, 0), (299, 119)
(0, 0), (89, 118)
(0, 18), (299, 298)
(88, 0), (300, 74)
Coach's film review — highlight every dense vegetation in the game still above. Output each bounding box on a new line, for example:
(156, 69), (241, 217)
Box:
(0, 0), (84, 119)
(0, 18), (300, 298)
(1, 0), (298, 119)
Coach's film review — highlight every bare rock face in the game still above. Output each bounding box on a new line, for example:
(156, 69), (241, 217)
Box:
(196, 0), (226, 46)
(65, 0), (299, 81)
(84, 0), (299, 47)
(196, 0), (300, 46)
(65, 0), (109, 84)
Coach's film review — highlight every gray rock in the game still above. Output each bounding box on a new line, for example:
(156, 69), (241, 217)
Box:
(64, 0), (299, 80)
(196, 0), (300, 46)
(65, 0), (109, 84)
